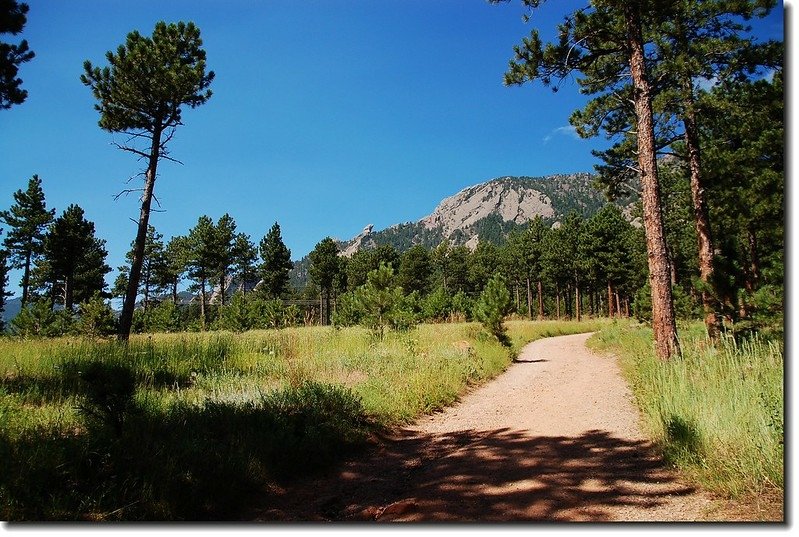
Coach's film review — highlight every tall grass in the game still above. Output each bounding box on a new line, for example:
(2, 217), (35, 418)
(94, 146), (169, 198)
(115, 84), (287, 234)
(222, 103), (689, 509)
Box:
(589, 322), (784, 500)
(1, 318), (606, 520)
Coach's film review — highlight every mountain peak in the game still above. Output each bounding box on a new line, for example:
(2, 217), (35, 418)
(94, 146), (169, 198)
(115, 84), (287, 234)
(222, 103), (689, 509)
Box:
(339, 172), (633, 256)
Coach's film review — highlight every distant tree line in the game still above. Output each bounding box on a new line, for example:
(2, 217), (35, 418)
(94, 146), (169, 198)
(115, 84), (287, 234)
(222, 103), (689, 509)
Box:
(0, 1), (782, 352)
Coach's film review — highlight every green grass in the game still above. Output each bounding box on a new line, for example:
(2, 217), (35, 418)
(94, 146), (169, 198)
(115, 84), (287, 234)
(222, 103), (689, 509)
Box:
(588, 321), (784, 500)
(0, 318), (607, 520)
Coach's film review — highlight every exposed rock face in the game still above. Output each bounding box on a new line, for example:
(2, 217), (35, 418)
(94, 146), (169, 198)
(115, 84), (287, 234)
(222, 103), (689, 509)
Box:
(340, 173), (622, 254)
(341, 224), (374, 258)
(420, 178), (557, 238)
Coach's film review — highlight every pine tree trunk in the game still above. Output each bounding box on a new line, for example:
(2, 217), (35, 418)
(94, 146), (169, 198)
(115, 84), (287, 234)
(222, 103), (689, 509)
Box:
(615, 291), (621, 319)
(574, 278), (581, 322)
(118, 124), (163, 341)
(526, 277), (533, 319)
(64, 274), (74, 311)
(683, 85), (721, 339)
(624, 3), (680, 360)
(747, 226), (760, 288)
(607, 280), (614, 318)
(565, 284), (570, 318)
(22, 249), (31, 306)
(200, 280), (207, 331)
(537, 280), (544, 320)
(555, 283), (561, 320)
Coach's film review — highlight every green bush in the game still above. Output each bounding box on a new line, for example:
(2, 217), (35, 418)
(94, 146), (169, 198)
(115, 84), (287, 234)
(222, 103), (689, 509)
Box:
(76, 293), (116, 338)
(474, 275), (512, 346)
(422, 286), (452, 321)
(10, 300), (75, 337)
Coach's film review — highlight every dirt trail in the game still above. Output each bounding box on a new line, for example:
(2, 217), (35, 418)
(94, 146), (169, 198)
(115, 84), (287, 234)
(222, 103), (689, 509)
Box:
(252, 332), (728, 522)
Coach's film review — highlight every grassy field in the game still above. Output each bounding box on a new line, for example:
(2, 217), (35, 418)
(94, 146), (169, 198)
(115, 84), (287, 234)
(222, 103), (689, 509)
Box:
(588, 322), (784, 506)
(0, 319), (608, 520)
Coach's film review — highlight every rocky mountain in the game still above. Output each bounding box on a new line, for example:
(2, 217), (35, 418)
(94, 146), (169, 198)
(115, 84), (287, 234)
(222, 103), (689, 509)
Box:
(339, 173), (637, 255)
(289, 173), (637, 289)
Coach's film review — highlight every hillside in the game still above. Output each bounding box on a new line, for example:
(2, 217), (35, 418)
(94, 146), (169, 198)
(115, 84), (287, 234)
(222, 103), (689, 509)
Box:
(291, 172), (637, 289)
(339, 173), (634, 255)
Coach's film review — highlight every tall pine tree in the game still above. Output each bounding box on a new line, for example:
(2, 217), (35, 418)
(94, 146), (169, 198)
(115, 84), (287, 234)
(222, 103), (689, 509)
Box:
(309, 237), (341, 325)
(0, 175), (55, 305)
(259, 222), (293, 299)
(37, 204), (110, 310)
(82, 21), (214, 340)
(499, 0), (680, 358)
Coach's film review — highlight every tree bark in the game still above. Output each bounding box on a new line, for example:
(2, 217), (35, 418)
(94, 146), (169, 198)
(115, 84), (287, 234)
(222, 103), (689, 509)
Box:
(574, 276), (581, 322)
(526, 277), (533, 319)
(607, 280), (615, 318)
(555, 283), (561, 320)
(117, 125), (163, 341)
(682, 82), (721, 339)
(21, 249), (31, 306)
(747, 226), (760, 289)
(199, 280), (207, 330)
(64, 274), (74, 311)
(537, 280), (544, 319)
(624, 3), (680, 360)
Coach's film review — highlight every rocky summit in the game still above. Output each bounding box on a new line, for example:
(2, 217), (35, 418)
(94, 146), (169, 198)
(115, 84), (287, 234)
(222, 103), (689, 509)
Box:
(340, 173), (635, 255)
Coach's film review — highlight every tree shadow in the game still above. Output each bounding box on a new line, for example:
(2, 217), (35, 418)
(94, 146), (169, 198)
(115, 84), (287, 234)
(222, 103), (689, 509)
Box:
(257, 427), (696, 522)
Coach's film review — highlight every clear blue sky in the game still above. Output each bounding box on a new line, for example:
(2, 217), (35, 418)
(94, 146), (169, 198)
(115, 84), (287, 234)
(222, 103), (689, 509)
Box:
(0, 0), (786, 298)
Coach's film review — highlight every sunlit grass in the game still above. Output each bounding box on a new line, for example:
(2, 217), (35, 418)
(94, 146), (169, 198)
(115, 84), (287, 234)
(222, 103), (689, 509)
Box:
(588, 321), (784, 500)
(1, 318), (608, 520)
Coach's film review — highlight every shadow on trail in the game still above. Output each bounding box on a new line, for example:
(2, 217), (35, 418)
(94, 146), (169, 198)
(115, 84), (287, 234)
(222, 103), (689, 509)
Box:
(259, 427), (694, 521)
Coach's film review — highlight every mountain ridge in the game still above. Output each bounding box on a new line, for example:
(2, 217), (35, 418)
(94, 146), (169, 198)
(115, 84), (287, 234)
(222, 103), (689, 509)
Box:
(338, 172), (636, 255)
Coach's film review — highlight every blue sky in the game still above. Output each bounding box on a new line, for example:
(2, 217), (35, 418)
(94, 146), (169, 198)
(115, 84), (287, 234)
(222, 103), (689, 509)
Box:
(0, 0), (786, 298)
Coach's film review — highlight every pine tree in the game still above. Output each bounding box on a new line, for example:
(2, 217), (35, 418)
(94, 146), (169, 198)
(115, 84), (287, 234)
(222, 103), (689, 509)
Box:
(467, 242), (501, 298)
(115, 225), (166, 310)
(37, 204), (110, 310)
(0, 175), (55, 305)
(232, 232), (258, 297)
(581, 204), (635, 317)
(701, 71), (783, 324)
(500, 0), (680, 358)
(82, 21), (214, 340)
(474, 274), (512, 347)
(356, 263), (403, 339)
(308, 237), (341, 325)
(397, 244), (432, 295)
(259, 222), (293, 299)
(157, 235), (189, 304)
(185, 215), (217, 329)
(0, 0), (34, 109)
(213, 214), (236, 306)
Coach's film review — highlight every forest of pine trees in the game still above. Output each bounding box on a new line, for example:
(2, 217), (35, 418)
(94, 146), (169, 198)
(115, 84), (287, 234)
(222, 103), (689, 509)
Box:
(0, 0), (784, 352)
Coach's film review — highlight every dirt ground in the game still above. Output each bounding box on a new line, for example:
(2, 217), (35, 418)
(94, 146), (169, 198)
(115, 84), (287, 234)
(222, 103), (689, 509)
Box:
(248, 332), (783, 522)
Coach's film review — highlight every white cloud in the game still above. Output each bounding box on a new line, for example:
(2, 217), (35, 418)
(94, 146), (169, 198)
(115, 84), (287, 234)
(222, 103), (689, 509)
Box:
(543, 125), (580, 143)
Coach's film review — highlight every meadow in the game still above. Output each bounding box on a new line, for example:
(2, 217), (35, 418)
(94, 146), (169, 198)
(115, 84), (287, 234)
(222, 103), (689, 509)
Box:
(0, 319), (607, 520)
(588, 322), (784, 508)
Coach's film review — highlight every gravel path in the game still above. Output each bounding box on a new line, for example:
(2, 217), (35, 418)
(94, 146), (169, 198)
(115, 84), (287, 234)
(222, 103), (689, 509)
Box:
(253, 332), (726, 522)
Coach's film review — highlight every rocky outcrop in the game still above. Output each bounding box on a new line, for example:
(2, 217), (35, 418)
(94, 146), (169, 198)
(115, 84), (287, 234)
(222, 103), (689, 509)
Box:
(341, 224), (374, 257)
(420, 178), (556, 238)
(337, 173), (636, 256)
